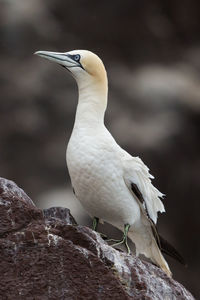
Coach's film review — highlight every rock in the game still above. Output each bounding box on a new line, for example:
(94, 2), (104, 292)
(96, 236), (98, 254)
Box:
(0, 177), (195, 300)
(0, 177), (41, 236)
(43, 206), (77, 226)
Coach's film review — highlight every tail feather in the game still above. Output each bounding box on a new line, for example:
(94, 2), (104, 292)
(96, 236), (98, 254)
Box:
(150, 239), (172, 277)
(128, 230), (172, 277)
(159, 235), (186, 266)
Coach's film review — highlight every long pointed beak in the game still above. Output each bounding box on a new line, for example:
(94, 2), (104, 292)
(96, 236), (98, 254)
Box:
(34, 50), (77, 68)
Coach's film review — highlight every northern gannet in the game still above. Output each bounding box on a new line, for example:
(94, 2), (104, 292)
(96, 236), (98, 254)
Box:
(35, 49), (184, 277)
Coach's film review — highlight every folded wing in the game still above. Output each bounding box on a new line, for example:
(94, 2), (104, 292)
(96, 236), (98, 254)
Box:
(122, 155), (165, 224)
(122, 154), (185, 265)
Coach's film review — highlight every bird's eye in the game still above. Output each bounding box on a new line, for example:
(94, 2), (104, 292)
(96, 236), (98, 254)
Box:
(74, 54), (80, 62)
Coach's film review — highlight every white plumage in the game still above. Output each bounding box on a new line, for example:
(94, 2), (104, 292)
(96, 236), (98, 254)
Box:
(35, 49), (172, 277)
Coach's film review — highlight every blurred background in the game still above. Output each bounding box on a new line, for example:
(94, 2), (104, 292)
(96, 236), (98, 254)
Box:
(0, 0), (200, 297)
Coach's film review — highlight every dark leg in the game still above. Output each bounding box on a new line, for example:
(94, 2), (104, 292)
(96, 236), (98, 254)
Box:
(92, 217), (107, 239)
(109, 224), (131, 254)
(92, 217), (99, 231)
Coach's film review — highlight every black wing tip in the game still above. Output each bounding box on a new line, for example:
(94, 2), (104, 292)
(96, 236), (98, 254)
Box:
(159, 234), (186, 266)
(130, 182), (187, 267)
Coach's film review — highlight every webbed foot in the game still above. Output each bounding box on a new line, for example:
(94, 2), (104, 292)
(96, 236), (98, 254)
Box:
(108, 224), (131, 254)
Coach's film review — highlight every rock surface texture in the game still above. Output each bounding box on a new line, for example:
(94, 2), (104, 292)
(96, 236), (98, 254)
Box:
(0, 177), (195, 300)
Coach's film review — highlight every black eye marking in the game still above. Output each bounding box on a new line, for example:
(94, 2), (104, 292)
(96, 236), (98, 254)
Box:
(73, 54), (80, 62)
(67, 54), (80, 62)
(66, 53), (84, 70)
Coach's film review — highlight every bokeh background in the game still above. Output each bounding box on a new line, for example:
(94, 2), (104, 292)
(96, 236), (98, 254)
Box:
(0, 0), (200, 297)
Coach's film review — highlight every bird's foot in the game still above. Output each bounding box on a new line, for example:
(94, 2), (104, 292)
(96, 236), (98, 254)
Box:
(99, 232), (107, 240)
(107, 238), (121, 243)
(111, 239), (131, 255)
(92, 217), (99, 231)
(108, 224), (131, 255)
(92, 217), (107, 239)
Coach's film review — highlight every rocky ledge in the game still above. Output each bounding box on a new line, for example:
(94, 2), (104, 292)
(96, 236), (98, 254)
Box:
(0, 177), (195, 300)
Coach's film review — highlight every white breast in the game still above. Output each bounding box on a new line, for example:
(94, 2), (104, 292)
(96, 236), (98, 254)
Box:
(66, 127), (141, 227)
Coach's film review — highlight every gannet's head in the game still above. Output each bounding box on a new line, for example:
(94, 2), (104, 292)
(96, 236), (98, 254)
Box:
(34, 49), (107, 89)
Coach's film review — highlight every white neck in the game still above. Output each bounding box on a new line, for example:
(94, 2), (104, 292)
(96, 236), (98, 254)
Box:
(74, 78), (108, 129)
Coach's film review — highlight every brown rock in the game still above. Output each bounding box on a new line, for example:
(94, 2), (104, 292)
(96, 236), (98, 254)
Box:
(0, 177), (195, 299)
(0, 177), (42, 237)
